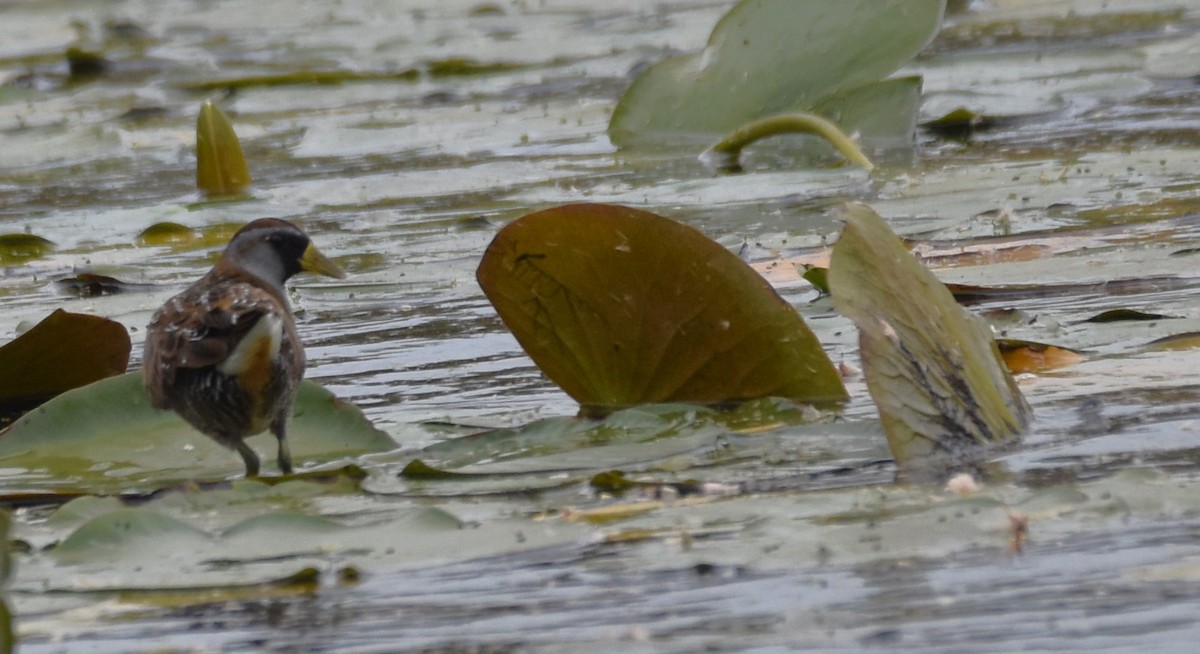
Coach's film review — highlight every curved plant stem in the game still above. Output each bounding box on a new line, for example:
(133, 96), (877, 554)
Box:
(701, 112), (874, 173)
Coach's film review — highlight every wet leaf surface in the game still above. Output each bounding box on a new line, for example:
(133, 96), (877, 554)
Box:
(194, 101), (251, 198)
(0, 234), (54, 265)
(828, 203), (1031, 469)
(1081, 307), (1178, 323)
(0, 310), (130, 414)
(5, 0), (1200, 651)
(476, 203), (847, 413)
(609, 0), (946, 146)
(0, 373), (395, 492)
(996, 338), (1089, 373)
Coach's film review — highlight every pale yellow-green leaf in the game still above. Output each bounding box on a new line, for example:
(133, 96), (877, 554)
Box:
(195, 100), (252, 197)
(827, 203), (1031, 468)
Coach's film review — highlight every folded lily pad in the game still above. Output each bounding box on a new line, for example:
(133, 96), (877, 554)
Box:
(195, 100), (251, 198)
(996, 339), (1087, 373)
(828, 203), (1030, 469)
(609, 0), (946, 146)
(0, 373), (395, 491)
(476, 203), (847, 415)
(0, 310), (130, 413)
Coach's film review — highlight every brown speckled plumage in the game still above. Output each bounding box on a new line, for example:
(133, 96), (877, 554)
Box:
(142, 218), (344, 477)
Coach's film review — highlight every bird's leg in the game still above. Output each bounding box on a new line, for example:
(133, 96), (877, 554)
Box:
(272, 419), (294, 475)
(235, 439), (261, 477)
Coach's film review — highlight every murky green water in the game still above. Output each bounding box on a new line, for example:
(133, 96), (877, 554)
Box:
(4, 0), (1200, 651)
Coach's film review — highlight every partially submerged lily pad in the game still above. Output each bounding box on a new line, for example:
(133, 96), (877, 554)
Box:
(0, 310), (130, 413)
(0, 373), (395, 491)
(609, 0), (946, 146)
(476, 203), (847, 415)
(21, 502), (594, 592)
(996, 339), (1088, 373)
(828, 203), (1031, 470)
(53, 272), (158, 298)
(0, 234), (55, 265)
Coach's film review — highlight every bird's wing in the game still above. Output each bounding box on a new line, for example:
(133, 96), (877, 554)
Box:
(147, 282), (279, 375)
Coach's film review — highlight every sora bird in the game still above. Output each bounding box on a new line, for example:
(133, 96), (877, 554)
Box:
(142, 218), (345, 477)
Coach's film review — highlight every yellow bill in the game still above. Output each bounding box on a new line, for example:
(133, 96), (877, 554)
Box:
(300, 243), (346, 279)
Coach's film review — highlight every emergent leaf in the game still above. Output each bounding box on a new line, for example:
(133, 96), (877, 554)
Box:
(0, 309), (130, 412)
(195, 100), (251, 197)
(609, 0), (946, 147)
(828, 203), (1030, 469)
(476, 203), (847, 415)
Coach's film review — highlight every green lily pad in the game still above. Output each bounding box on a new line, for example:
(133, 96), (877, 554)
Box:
(812, 76), (925, 149)
(827, 203), (1030, 470)
(0, 233), (54, 265)
(24, 503), (594, 591)
(0, 373), (395, 492)
(195, 100), (251, 198)
(609, 0), (946, 146)
(0, 310), (130, 413)
(135, 221), (201, 246)
(476, 203), (847, 415)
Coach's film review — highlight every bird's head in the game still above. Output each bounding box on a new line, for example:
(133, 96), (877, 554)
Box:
(219, 218), (345, 290)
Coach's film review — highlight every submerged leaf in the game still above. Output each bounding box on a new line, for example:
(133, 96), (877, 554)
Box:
(0, 373), (395, 491)
(476, 203), (847, 414)
(195, 100), (251, 197)
(0, 310), (130, 412)
(53, 272), (157, 298)
(180, 69), (419, 91)
(400, 459), (470, 480)
(1082, 308), (1177, 323)
(828, 203), (1030, 469)
(425, 58), (524, 77)
(609, 0), (946, 146)
(1144, 332), (1200, 351)
(53, 508), (212, 565)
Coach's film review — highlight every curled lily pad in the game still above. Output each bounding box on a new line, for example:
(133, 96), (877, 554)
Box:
(476, 203), (847, 415)
(195, 100), (251, 198)
(0, 309), (130, 413)
(828, 203), (1030, 470)
(609, 0), (946, 146)
(0, 373), (395, 492)
(996, 339), (1087, 373)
